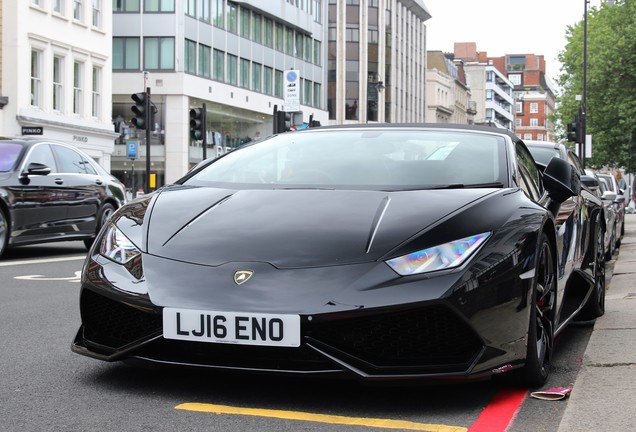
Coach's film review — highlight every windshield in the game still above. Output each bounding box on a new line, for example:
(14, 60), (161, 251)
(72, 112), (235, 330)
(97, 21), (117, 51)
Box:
(183, 129), (508, 190)
(526, 145), (562, 165)
(0, 142), (24, 172)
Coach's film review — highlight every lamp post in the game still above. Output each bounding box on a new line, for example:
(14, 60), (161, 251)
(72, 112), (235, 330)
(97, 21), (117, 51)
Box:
(366, 79), (385, 123)
(581, 0), (589, 167)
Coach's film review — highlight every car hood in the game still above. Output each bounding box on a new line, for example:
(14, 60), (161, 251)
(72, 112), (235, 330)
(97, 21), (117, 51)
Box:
(144, 185), (499, 268)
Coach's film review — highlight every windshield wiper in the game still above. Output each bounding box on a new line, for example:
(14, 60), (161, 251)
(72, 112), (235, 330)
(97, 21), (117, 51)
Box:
(398, 182), (504, 191)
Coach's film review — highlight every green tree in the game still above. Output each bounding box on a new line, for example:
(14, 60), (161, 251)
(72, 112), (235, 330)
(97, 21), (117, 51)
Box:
(556, 0), (636, 172)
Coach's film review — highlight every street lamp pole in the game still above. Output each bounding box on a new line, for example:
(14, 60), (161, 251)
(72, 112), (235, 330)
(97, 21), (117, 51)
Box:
(581, 0), (589, 167)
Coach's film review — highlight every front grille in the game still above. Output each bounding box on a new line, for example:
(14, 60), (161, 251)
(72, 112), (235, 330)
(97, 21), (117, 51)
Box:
(138, 339), (335, 372)
(307, 305), (483, 370)
(80, 289), (161, 349)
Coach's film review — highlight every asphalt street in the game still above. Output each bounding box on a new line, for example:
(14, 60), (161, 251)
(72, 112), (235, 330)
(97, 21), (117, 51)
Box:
(557, 213), (636, 431)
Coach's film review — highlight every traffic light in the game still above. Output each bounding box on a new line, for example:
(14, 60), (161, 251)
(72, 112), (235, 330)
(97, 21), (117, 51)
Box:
(190, 107), (206, 140)
(284, 112), (292, 131)
(131, 92), (148, 129)
(566, 114), (582, 143)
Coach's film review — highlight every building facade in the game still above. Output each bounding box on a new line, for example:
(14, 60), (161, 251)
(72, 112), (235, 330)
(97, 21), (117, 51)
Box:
(1, 0), (117, 169)
(425, 51), (475, 124)
(490, 53), (556, 142)
(454, 43), (515, 131)
(326, 0), (430, 124)
(111, 0), (329, 189)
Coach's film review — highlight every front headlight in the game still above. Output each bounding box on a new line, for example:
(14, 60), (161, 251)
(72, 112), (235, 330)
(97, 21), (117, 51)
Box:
(100, 223), (141, 264)
(386, 232), (491, 276)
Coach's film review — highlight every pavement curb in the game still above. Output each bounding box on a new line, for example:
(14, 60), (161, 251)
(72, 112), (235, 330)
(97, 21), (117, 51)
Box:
(557, 214), (636, 431)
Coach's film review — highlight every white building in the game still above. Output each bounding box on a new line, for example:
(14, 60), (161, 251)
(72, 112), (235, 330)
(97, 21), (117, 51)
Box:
(464, 62), (514, 130)
(0, 0), (117, 169)
(111, 0), (328, 189)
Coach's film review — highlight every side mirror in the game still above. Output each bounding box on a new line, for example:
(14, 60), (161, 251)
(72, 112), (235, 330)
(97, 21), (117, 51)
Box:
(22, 162), (52, 177)
(581, 174), (599, 192)
(602, 190), (617, 202)
(542, 157), (580, 203)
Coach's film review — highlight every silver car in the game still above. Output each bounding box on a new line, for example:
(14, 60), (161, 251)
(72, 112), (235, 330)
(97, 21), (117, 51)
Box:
(596, 173), (625, 246)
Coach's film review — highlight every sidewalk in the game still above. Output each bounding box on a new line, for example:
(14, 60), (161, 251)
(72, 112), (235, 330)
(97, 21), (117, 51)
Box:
(557, 213), (636, 431)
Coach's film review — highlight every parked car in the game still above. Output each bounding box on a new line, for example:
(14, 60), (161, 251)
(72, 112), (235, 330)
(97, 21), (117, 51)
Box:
(596, 173), (625, 246)
(0, 138), (126, 258)
(72, 124), (605, 387)
(586, 169), (617, 261)
(525, 140), (610, 283)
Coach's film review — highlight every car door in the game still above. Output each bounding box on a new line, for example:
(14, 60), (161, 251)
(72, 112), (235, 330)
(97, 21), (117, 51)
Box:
(10, 143), (70, 243)
(50, 144), (104, 235)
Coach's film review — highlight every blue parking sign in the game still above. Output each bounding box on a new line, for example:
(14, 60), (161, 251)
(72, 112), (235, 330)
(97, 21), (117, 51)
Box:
(127, 141), (138, 159)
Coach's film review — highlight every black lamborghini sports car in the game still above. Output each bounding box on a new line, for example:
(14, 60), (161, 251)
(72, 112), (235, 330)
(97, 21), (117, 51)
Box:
(72, 124), (606, 387)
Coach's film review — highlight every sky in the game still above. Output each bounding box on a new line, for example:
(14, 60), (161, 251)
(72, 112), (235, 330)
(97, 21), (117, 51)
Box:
(424, 0), (602, 84)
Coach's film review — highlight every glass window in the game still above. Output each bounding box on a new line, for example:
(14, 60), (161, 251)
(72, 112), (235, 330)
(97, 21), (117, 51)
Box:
(240, 7), (250, 38)
(213, 49), (224, 81)
(304, 35), (312, 62)
(73, 61), (83, 114)
(199, 44), (211, 77)
(303, 79), (311, 105)
(275, 23), (284, 52)
(212, 0), (224, 27)
(27, 144), (57, 173)
(186, 130), (506, 189)
(509, 74), (521, 85)
(113, 0), (140, 12)
(92, 0), (102, 27)
(263, 18), (273, 47)
(53, 0), (64, 13)
(144, 0), (174, 12)
(530, 118), (538, 127)
(185, 39), (196, 74)
(313, 82), (321, 108)
(0, 142), (24, 172)
(144, 37), (174, 70)
(295, 32), (304, 58)
(314, 40), (321, 65)
(31, 50), (42, 108)
(530, 103), (539, 113)
(92, 66), (101, 117)
(285, 27), (293, 55)
(185, 0), (195, 16)
(252, 13), (262, 43)
(73, 0), (82, 20)
(274, 69), (283, 97)
(197, 0), (210, 21)
(227, 2), (237, 32)
(53, 56), (64, 111)
(515, 101), (523, 113)
(251, 62), (261, 92)
(113, 37), (140, 70)
(516, 142), (542, 199)
(263, 66), (273, 95)
(227, 54), (238, 85)
(239, 58), (249, 88)
(53, 145), (95, 174)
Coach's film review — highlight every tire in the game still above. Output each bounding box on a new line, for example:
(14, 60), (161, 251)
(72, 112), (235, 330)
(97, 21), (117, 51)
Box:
(604, 224), (616, 261)
(0, 208), (8, 259)
(84, 203), (116, 250)
(578, 219), (606, 320)
(517, 232), (556, 388)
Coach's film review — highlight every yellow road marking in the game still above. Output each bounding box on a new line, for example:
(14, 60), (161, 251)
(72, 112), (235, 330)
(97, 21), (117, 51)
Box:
(175, 403), (467, 432)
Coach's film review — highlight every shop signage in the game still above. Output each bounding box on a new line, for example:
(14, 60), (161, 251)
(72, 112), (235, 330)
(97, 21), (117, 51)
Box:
(22, 126), (43, 135)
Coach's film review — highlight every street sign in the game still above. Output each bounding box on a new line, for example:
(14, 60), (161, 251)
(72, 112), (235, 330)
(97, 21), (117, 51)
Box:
(283, 69), (300, 112)
(127, 140), (138, 159)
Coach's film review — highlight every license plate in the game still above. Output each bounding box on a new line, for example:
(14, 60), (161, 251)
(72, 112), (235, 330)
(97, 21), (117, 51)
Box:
(163, 308), (301, 347)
